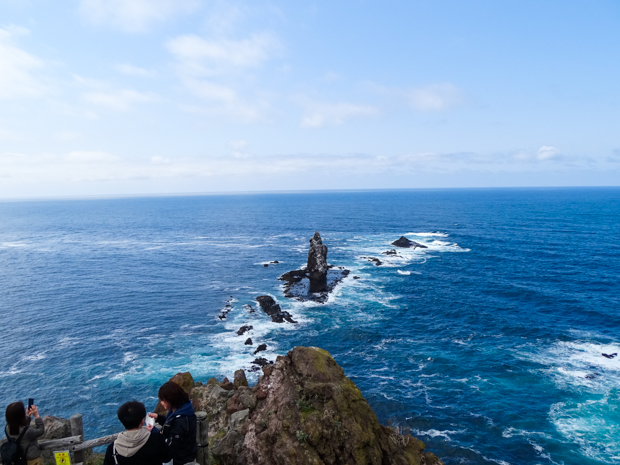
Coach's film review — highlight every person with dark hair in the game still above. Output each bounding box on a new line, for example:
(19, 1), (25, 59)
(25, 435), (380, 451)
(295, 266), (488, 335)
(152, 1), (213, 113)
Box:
(4, 401), (45, 465)
(104, 401), (170, 465)
(146, 382), (196, 465)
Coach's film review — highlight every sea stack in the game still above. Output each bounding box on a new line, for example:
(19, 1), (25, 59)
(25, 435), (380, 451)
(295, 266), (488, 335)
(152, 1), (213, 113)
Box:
(307, 230), (329, 292)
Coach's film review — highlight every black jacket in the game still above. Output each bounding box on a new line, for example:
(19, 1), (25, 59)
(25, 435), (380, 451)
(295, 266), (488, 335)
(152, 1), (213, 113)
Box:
(155, 403), (196, 465)
(104, 433), (170, 465)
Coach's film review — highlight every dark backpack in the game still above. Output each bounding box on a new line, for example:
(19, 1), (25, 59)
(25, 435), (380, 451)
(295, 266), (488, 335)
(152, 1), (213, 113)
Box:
(1, 426), (29, 465)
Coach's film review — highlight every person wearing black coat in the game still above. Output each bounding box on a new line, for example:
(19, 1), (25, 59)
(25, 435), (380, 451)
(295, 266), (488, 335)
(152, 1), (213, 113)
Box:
(104, 401), (170, 465)
(147, 382), (196, 465)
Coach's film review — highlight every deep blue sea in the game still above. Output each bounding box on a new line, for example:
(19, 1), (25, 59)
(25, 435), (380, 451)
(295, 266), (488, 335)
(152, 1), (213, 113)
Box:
(1, 188), (619, 465)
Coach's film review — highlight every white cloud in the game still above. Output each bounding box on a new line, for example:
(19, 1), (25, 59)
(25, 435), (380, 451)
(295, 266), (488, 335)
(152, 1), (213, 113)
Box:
(229, 139), (251, 159)
(151, 156), (170, 164)
(167, 33), (278, 122)
(63, 151), (120, 163)
(78, 0), (200, 32)
(82, 89), (156, 111)
(229, 140), (247, 150)
(73, 75), (157, 110)
(0, 147), (601, 191)
(203, 2), (245, 37)
(407, 83), (462, 111)
(300, 102), (379, 128)
(537, 145), (560, 160)
(116, 64), (156, 77)
(54, 131), (81, 141)
(166, 33), (277, 76)
(0, 26), (45, 99)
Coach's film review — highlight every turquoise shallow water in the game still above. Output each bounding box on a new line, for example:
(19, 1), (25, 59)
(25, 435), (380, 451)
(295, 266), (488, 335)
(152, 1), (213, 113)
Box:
(0, 188), (619, 464)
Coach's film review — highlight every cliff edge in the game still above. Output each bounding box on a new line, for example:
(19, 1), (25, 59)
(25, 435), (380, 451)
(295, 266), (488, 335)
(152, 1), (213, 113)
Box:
(184, 346), (443, 465)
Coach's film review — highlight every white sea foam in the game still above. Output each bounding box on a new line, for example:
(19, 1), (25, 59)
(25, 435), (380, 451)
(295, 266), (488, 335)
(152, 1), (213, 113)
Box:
(397, 270), (411, 275)
(525, 340), (620, 391)
(520, 339), (620, 463)
(1, 241), (28, 248)
(550, 398), (620, 463)
(21, 352), (47, 362)
(405, 232), (449, 237)
(409, 428), (464, 441)
(122, 352), (138, 364)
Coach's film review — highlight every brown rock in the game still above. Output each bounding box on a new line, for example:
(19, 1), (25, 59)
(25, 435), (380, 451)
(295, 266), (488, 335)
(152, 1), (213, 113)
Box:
(234, 369), (249, 388)
(220, 377), (234, 391)
(169, 371), (195, 393)
(186, 347), (444, 465)
(154, 372), (195, 415)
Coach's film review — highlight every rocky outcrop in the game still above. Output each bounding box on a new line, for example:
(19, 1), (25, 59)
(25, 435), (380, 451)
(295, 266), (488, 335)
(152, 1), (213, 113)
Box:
(307, 231), (329, 292)
(256, 296), (297, 324)
(391, 236), (428, 249)
(279, 232), (349, 304)
(186, 346), (443, 465)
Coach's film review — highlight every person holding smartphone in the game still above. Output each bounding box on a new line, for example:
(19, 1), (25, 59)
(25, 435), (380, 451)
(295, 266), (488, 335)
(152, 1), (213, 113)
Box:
(104, 401), (170, 465)
(4, 401), (45, 465)
(146, 382), (196, 465)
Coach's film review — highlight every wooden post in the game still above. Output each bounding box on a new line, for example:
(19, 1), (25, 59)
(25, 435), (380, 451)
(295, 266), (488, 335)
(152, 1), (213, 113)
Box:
(195, 411), (208, 465)
(70, 414), (85, 464)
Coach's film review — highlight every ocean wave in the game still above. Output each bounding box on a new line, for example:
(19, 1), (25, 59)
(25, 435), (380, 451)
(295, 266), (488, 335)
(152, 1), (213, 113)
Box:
(405, 232), (449, 237)
(21, 351), (47, 362)
(550, 397), (620, 463)
(410, 428), (465, 441)
(1, 241), (28, 248)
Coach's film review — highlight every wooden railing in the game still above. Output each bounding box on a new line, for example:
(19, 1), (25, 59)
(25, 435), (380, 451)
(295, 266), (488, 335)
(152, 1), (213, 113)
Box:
(37, 412), (208, 465)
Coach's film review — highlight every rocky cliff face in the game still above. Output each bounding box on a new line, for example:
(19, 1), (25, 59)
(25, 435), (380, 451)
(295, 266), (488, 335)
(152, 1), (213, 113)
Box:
(185, 346), (443, 465)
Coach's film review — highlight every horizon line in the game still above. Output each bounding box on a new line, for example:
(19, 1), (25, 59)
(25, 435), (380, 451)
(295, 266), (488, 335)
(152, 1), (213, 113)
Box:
(1, 185), (618, 203)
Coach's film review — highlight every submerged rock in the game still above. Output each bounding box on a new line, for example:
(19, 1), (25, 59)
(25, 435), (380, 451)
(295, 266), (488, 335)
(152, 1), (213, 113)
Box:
(252, 357), (272, 367)
(361, 256), (383, 266)
(237, 325), (253, 336)
(392, 236), (428, 249)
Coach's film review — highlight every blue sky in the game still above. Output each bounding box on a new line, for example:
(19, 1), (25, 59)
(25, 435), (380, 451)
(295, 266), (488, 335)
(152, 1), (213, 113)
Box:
(0, 0), (619, 198)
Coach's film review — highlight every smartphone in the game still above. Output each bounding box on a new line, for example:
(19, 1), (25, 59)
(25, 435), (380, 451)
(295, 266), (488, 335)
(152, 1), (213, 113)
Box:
(27, 398), (34, 409)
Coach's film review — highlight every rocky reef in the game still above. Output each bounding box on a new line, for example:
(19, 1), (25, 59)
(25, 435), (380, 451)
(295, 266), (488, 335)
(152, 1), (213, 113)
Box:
(182, 346), (443, 465)
(391, 237), (427, 249)
(280, 232), (349, 304)
(256, 295), (297, 324)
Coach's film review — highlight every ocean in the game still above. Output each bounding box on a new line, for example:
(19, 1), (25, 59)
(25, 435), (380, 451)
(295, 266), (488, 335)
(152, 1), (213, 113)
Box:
(0, 188), (618, 465)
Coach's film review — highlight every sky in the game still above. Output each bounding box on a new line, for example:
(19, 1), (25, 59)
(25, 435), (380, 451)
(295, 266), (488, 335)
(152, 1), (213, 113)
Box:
(0, 0), (619, 198)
